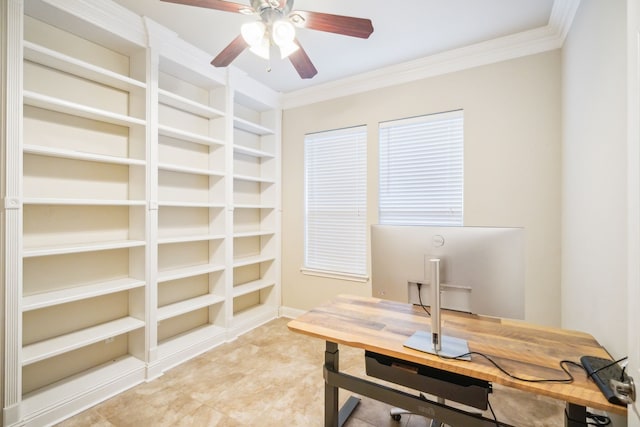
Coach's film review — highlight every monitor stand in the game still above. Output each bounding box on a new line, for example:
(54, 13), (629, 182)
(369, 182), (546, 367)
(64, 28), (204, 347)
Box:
(404, 330), (471, 360)
(404, 257), (471, 361)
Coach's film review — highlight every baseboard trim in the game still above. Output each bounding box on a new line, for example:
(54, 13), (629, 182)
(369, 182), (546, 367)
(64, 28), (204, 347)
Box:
(280, 306), (306, 319)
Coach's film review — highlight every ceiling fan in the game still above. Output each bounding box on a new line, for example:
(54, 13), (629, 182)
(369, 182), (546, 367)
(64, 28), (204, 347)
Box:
(161, 0), (374, 79)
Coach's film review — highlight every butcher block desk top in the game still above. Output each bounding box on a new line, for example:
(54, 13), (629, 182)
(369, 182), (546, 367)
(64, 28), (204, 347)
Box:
(287, 294), (626, 416)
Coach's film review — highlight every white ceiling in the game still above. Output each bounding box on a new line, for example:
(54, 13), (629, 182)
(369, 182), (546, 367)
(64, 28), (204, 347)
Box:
(113, 0), (557, 94)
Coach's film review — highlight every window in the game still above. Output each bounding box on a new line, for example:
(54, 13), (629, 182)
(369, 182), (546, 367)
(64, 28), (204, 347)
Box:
(304, 126), (367, 278)
(379, 110), (463, 226)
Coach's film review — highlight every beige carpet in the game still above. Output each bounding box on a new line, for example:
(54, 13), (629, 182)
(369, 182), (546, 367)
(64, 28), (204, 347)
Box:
(56, 318), (564, 426)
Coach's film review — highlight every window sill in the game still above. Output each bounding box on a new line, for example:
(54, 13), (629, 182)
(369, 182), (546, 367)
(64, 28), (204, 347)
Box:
(300, 267), (369, 283)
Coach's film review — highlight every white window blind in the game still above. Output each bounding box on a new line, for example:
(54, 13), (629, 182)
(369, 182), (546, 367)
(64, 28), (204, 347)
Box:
(304, 126), (367, 277)
(379, 110), (463, 226)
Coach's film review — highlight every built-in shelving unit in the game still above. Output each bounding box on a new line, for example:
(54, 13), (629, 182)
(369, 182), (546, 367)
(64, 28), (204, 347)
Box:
(16, 8), (149, 424)
(2, 2), (281, 426)
(230, 88), (281, 336)
(152, 43), (230, 373)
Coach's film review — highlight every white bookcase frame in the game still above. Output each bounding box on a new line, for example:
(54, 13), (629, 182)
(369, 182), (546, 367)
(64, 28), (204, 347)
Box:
(227, 74), (282, 338)
(1, 1), (282, 426)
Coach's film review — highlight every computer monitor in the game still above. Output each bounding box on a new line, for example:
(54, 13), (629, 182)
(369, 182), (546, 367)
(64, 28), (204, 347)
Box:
(371, 225), (525, 320)
(371, 225), (524, 357)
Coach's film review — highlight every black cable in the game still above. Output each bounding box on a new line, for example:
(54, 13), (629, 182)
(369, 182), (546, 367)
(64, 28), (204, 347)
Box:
(487, 399), (500, 427)
(587, 356), (628, 379)
(416, 283), (430, 316)
(439, 351), (581, 384)
(586, 412), (612, 426)
(564, 409), (611, 426)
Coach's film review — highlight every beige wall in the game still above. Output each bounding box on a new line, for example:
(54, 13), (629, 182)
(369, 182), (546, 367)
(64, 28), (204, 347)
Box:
(561, 0), (628, 358)
(282, 50), (562, 326)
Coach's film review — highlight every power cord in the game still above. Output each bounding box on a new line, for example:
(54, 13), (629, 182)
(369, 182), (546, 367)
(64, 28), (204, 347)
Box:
(487, 399), (500, 427)
(438, 350), (581, 383)
(416, 282), (430, 316)
(564, 409), (611, 426)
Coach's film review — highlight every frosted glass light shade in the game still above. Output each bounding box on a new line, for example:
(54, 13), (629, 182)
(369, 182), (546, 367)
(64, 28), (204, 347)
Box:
(242, 21), (269, 60)
(272, 20), (296, 47)
(241, 21), (266, 47)
(249, 38), (270, 60)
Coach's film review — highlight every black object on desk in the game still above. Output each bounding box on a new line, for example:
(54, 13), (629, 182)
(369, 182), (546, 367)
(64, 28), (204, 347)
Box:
(581, 355), (628, 406)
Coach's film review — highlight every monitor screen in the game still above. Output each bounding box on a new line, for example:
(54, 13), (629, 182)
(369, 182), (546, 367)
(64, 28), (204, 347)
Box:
(371, 225), (525, 320)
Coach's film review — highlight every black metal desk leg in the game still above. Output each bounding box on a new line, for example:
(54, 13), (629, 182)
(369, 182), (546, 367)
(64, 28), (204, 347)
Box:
(565, 402), (586, 427)
(325, 341), (340, 427)
(324, 341), (360, 427)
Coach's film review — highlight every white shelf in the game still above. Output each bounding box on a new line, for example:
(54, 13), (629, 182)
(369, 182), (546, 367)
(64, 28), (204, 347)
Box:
(158, 162), (224, 177)
(22, 316), (145, 366)
(233, 144), (274, 158)
(24, 144), (146, 166)
(157, 324), (226, 361)
(157, 294), (225, 321)
(158, 201), (225, 209)
(158, 234), (225, 245)
(234, 203), (276, 209)
(233, 116), (274, 135)
(23, 239), (146, 258)
(233, 174), (275, 184)
(23, 198), (147, 206)
(21, 355), (145, 416)
(23, 90), (146, 128)
(233, 254), (275, 268)
(157, 263), (226, 283)
(233, 230), (275, 238)
(23, 278), (145, 312)
(232, 304), (278, 332)
(23, 41), (146, 92)
(158, 124), (225, 147)
(158, 89), (224, 119)
(233, 279), (276, 298)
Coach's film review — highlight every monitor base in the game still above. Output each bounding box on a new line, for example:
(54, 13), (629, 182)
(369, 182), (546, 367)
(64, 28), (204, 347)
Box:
(404, 330), (471, 361)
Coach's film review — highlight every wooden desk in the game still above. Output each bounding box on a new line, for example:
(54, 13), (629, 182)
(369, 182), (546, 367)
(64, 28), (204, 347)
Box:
(287, 295), (627, 427)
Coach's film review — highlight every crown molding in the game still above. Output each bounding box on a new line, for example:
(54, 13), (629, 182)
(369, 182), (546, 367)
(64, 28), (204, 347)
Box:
(549, 0), (582, 43)
(282, 0), (581, 110)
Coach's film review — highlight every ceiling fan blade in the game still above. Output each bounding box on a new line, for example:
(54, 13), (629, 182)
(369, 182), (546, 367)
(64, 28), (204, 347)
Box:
(160, 0), (249, 14)
(291, 11), (373, 39)
(211, 35), (248, 67)
(288, 42), (318, 79)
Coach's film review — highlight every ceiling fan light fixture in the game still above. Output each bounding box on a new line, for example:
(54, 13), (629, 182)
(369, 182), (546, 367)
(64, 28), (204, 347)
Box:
(241, 21), (266, 47)
(278, 40), (299, 59)
(249, 37), (270, 60)
(272, 20), (296, 45)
